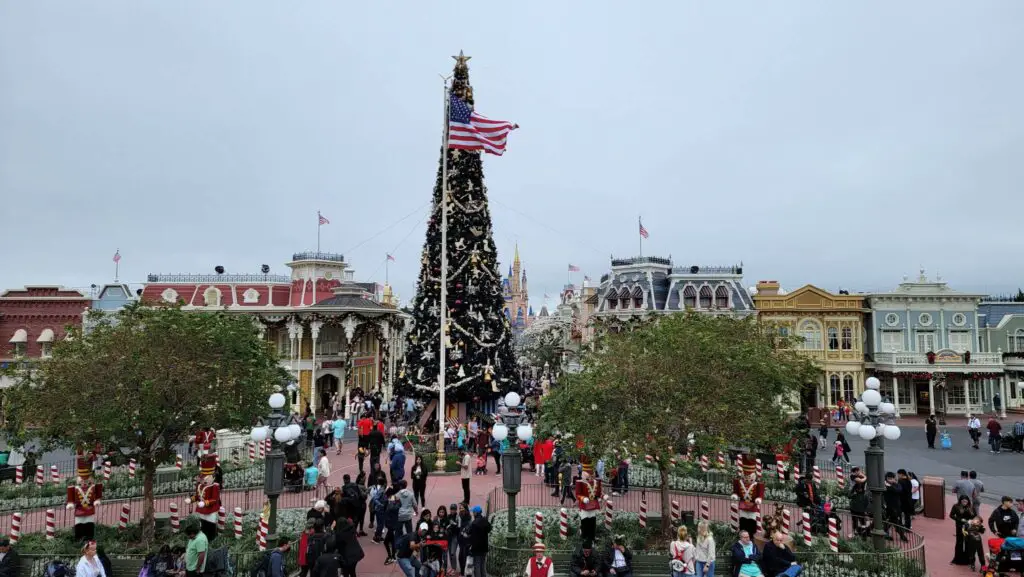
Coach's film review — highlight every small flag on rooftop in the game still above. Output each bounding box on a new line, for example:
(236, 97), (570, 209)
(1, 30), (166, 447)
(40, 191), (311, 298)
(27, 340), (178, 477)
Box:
(639, 218), (649, 239)
(568, 264), (580, 272)
(112, 250), (121, 263)
(318, 211), (330, 226)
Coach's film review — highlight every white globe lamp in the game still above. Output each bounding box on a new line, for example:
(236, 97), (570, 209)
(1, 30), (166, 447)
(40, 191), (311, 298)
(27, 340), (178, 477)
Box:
(504, 391), (521, 408)
(287, 424), (302, 440)
(492, 423), (509, 442)
(269, 393), (287, 410)
(865, 376), (881, 390)
(274, 427), (291, 443)
(858, 424), (877, 441)
(854, 401), (867, 414)
(251, 426), (269, 442)
(517, 423), (533, 442)
(879, 402), (896, 415)
(862, 389), (882, 407)
(845, 420), (862, 436)
(883, 425), (902, 441)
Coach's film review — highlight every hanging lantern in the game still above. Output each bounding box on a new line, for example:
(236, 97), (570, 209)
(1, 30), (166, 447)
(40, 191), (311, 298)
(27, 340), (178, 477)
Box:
(458, 366), (466, 378)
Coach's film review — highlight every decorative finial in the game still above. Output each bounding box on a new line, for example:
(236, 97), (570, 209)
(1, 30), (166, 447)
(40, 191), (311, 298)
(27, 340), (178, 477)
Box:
(452, 50), (471, 67)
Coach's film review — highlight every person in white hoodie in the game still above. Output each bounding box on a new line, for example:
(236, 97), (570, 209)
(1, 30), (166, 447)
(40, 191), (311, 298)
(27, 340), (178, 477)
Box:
(316, 449), (331, 490)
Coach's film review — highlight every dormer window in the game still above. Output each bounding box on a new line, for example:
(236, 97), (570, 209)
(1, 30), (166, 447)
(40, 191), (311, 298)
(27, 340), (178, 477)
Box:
(699, 286), (712, 308)
(203, 287), (222, 307)
(632, 287), (644, 309)
(714, 285), (729, 309)
(607, 297), (617, 310)
(618, 288), (631, 310)
(682, 286), (697, 309)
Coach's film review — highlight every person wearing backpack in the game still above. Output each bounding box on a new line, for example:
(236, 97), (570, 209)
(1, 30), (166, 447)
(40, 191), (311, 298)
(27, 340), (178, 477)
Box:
(334, 517), (364, 577)
(340, 474), (361, 521)
(370, 483), (388, 543)
(383, 487), (401, 565)
(310, 538), (340, 577)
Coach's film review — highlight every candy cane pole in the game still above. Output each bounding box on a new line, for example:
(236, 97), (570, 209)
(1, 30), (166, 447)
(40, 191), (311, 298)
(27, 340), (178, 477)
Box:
(670, 500), (680, 524)
(35, 467), (44, 487)
(534, 512), (544, 543)
(755, 459), (763, 479)
(638, 497), (647, 529)
(214, 452), (220, 466)
(175, 454), (183, 470)
(699, 500), (710, 522)
(782, 508), (791, 536)
(776, 461), (785, 481)
(755, 512), (763, 536)
(218, 506), (226, 530)
(50, 464), (59, 484)
(103, 461), (112, 482)
(604, 499), (614, 530)
(9, 512), (21, 545)
(170, 503), (180, 533)
(812, 465), (821, 486)
(258, 513), (268, 551)
(793, 464), (801, 480)
(46, 509), (55, 540)
(729, 501), (739, 532)
(559, 507), (568, 540)
(263, 439), (271, 458)
(836, 465), (845, 489)
(699, 455), (709, 473)
(717, 452), (725, 470)
(735, 456), (743, 472)
(129, 459), (137, 480)
(802, 511), (812, 547)
(233, 507), (243, 540)
(248, 443), (256, 463)
(14, 465), (22, 485)
(119, 503), (130, 530)
(828, 516), (838, 552)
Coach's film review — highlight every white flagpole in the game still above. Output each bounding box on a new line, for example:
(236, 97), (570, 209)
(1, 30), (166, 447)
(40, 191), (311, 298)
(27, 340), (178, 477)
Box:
(639, 216), (643, 257)
(314, 212), (320, 306)
(436, 75), (452, 469)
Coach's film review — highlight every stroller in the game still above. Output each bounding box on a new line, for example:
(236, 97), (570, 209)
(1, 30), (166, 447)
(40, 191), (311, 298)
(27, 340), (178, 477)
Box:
(986, 536), (1024, 575)
(808, 502), (843, 536)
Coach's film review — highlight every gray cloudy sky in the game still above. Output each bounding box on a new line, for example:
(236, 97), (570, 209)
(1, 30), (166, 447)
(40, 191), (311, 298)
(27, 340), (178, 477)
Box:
(3, 2), (1023, 306)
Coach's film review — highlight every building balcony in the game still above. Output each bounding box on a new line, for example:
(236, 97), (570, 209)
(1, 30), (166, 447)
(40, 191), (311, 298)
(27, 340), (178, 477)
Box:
(872, 351), (1004, 371)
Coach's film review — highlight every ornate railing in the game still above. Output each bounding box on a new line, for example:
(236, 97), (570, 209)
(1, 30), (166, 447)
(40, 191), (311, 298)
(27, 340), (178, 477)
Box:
(146, 273), (290, 283)
(292, 251), (345, 263)
(610, 256), (673, 267)
(873, 351), (1003, 366)
(671, 265), (743, 275)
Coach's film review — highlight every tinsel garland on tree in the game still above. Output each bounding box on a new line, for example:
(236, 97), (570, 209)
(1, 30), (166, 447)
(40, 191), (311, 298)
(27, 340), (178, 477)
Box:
(396, 54), (519, 403)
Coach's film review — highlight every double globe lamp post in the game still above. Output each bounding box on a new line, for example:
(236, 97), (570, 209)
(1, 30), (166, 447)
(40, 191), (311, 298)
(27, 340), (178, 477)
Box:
(250, 391), (303, 537)
(491, 391), (533, 545)
(844, 376), (902, 551)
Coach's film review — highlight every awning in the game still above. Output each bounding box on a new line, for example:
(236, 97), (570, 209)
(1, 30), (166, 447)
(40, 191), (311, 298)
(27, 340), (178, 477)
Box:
(8, 329), (27, 343)
(37, 328), (55, 343)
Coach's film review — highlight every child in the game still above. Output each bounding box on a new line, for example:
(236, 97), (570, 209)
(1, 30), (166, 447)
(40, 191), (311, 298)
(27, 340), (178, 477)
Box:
(474, 452), (487, 475)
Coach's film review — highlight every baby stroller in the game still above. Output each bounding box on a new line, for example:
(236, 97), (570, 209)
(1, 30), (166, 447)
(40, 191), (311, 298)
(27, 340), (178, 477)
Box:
(987, 536), (1024, 575)
(808, 502), (843, 536)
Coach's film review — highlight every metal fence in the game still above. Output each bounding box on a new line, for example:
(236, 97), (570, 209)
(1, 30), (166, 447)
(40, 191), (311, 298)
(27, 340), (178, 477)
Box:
(17, 549), (299, 577)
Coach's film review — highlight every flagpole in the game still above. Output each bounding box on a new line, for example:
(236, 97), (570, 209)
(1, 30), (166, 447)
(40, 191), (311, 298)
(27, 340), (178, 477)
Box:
(114, 249), (119, 282)
(386, 256), (390, 285)
(436, 74), (452, 470)
(638, 216), (643, 257)
(314, 212), (319, 306)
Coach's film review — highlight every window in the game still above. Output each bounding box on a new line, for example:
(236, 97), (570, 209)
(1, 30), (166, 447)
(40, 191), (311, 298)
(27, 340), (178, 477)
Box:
(948, 330), (971, 352)
(40, 342), (52, 358)
(829, 374), (841, 405)
(898, 380), (913, 405)
(779, 326), (790, 338)
(918, 313), (933, 327)
(799, 320), (822, 350)
(699, 286), (712, 308)
(682, 286), (697, 309)
(203, 287), (221, 307)
(952, 313), (967, 327)
(880, 330), (904, 352)
(12, 342), (26, 357)
(967, 381), (982, 406)
(1012, 329), (1024, 353)
(827, 327), (839, 350)
(885, 313), (900, 327)
(606, 297), (617, 310)
(632, 287), (644, 309)
(618, 288), (630, 309)
(842, 375), (855, 402)
(276, 329), (290, 357)
(947, 382), (965, 405)
(841, 327), (853, 350)
(916, 331), (935, 353)
(714, 286), (729, 309)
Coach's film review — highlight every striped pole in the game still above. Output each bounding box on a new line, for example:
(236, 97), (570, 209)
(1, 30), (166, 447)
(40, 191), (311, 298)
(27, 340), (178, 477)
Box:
(559, 507), (568, 540)
(793, 464), (801, 480)
(699, 500), (710, 522)
(263, 439), (271, 458)
(802, 510), (812, 547)
(735, 456), (743, 472)
(129, 459), (137, 480)
(782, 508), (792, 536)
(50, 464), (59, 484)
(176, 454), (183, 470)
(756, 511), (763, 536)
(812, 465), (821, 486)
(14, 465), (22, 485)
(35, 467), (44, 487)
(233, 507), (243, 540)
(170, 503), (180, 533)
(534, 512), (544, 543)
(103, 461), (112, 482)
(604, 499), (614, 530)
(729, 501), (739, 532)
(45, 509), (55, 540)
(257, 513), (268, 551)
(670, 500), (681, 524)
(214, 452), (220, 466)
(699, 455), (709, 473)
(218, 506), (226, 530)
(777, 461), (785, 481)
(119, 503), (130, 530)
(717, 452), (726, 470)
(644, 454), (653, 465)
(10, 512), (21, 545)
(836, 465), (845, 489)
(828, 516), (839, 552)
(638, 497), (647, 529)
(755, 459), (763, 479)
(248, 443), (256, 463)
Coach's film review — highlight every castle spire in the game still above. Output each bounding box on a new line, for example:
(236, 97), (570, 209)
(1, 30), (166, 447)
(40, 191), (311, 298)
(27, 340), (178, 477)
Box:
(514, 243), (520, 265)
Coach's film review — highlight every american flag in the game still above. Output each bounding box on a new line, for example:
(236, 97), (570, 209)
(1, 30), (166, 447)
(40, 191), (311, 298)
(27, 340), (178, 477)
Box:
(584, 275), (591, 281)
(448, 93), (517, 156)
(639, 218), (649, 239)
(318, 212), (330, 226)
(387, 253), (395, 262)
(568, 264), (580, 272)
(112, 250), (121, 263)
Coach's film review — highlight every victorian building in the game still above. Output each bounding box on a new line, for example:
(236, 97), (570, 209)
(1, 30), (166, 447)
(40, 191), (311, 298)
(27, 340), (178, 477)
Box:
(753, 281), (867, 410)
(502, 245), (534, 337)
(864, 271), (1004, 417)
(141, 251), (409, 415)
(976, 298), (1024, 413)
(594, 256), (754, 318)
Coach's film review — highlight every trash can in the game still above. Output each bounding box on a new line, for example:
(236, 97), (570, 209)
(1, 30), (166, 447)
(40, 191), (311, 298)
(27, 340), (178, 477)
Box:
(922, 476), (946, 520)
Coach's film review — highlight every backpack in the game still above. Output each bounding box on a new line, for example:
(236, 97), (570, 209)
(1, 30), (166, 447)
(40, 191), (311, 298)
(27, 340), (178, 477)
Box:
(45, 561), (73, 577)
(249, 552), (271, 577)
(305, 533), (328, 568)
(342, 483), (360, 503)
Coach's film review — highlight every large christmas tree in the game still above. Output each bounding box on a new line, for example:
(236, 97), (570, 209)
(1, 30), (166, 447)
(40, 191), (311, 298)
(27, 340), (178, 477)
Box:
(398, 53), (520, 403)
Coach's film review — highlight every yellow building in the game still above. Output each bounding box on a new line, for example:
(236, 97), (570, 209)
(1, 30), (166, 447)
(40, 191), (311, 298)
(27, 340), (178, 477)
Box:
(754, 281), (867, 409)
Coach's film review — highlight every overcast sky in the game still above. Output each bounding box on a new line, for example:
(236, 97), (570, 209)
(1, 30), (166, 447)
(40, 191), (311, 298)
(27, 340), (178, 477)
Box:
(2, 2), (1023, 306)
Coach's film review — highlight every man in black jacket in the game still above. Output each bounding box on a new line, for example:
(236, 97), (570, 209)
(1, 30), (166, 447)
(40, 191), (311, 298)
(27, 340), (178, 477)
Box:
(570, 543), (602, 577)
(603, 536), (631, 577)
(988, 496), (1021, 538)
(0, 537), (19, 577)
(468, 506), (491, 577)
(794, 475), (820, 509)
(882, 472), (907, 542)
(897, 469), (914, 530)
(368, 425), (386, 466)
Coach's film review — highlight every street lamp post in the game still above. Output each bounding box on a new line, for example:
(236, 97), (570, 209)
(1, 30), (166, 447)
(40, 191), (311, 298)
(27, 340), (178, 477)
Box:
(845, 376), (902, 551)
(250, 390), (303, 537)
(491, 391), (533, 546)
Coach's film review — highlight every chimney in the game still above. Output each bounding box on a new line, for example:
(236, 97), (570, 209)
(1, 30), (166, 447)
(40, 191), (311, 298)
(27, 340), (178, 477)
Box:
(756, 280), (780, 296)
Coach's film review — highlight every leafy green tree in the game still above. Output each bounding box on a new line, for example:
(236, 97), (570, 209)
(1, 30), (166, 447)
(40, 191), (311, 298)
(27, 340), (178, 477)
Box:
(2, 302), (286, 544)
(537, 312), (817, 533)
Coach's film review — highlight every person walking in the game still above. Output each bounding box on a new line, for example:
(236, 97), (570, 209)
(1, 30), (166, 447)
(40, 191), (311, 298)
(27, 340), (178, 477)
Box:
(411, 455), (428, 508)
(986, 415), (1003, 453)
(332, 417), (346, 456)
(468, 506), (491, 577)
(460, 449), (472, 505)
(316, 449), (331, 492)
(1013, 418), (1024, 453)
(925, 414), (938, 449)
(183, 525), (208, 577)
(818, 415), (829, 449)
(897, 469), (914, 531)
(988, 496), (1021, 538)
(969, 471), (985, 512)
(949, 495), (975, 566)
(967, 414), (982, 449)
(397, 480), (418, 538)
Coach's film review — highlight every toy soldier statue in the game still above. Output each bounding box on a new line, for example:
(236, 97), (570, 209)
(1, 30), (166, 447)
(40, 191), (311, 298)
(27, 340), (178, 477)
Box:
(575, 456), (603, 543)
(732, 454), (764, 537)
(66, 454), (103, 541)
(187, 455), (221, 541)
(193, 427), (217, 463)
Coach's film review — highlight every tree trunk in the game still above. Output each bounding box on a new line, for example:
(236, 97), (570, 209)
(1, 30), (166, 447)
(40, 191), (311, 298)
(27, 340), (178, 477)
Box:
(142, 461), (156, 545)
(659, 465), (671, 535)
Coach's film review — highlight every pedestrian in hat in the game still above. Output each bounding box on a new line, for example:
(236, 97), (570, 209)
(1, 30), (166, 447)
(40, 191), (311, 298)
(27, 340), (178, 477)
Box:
(527, 543), (553, 577)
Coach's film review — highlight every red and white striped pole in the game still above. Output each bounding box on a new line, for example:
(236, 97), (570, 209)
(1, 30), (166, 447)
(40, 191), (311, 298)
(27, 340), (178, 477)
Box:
(119, 503), (131, 530)
(50, 464), (59, 484)
(802, 510), (812, 547)
(263, 439), (271, 458)
(793, 464), (801, 480)
(699, 500), (710, 522)
(218, 506), (226, 531)
(559, 507), (568, 540)
(644, 454), (653, 465)
(604, 499), (614, 530)
(45, 509), (55, 540)
(828, 516), (839, 552)
(248, 443), (256, 463)
(670, 500), (681, 525)
(835, 465), (845, 489)
(729, 501), (739, 532)
(699, 455), (709, 473)
(777, 461), (785, 481)
(638, 497), (647, 529)
(128, 459), (137, 480)
(9, 512), (21, 545)
(717, 452), (726, 470)
(214, 452), (220, 467)
(14, 465), (22, 485)
(258, 513), (268, 551)
(534, 512), (544, 543)
(233, 507), (243, 540)
(812, 465), (821, 486)
(755, 459), (763, 479)
(735, 456), (743, 472)
(170, 502), (180, 533)
(103, 461), (112, 482)
(35, 467), (44, 487)
(756, 511), (763, 536)
(782, 508), (791, 536)
(176, 454), (183, 470)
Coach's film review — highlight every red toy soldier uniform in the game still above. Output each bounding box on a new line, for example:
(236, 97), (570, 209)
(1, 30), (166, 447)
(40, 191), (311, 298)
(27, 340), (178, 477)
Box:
(732, 454), (764, 537)
(575, 456), (603, 544)
(193, 427), (216, 458)
(66, 455), (103, 541)
(187, 455), (221, 541)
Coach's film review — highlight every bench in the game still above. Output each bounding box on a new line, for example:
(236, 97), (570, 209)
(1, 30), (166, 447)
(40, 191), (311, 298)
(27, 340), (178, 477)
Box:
(20, 556), (144, 577)
(549, 552), (733, 576)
